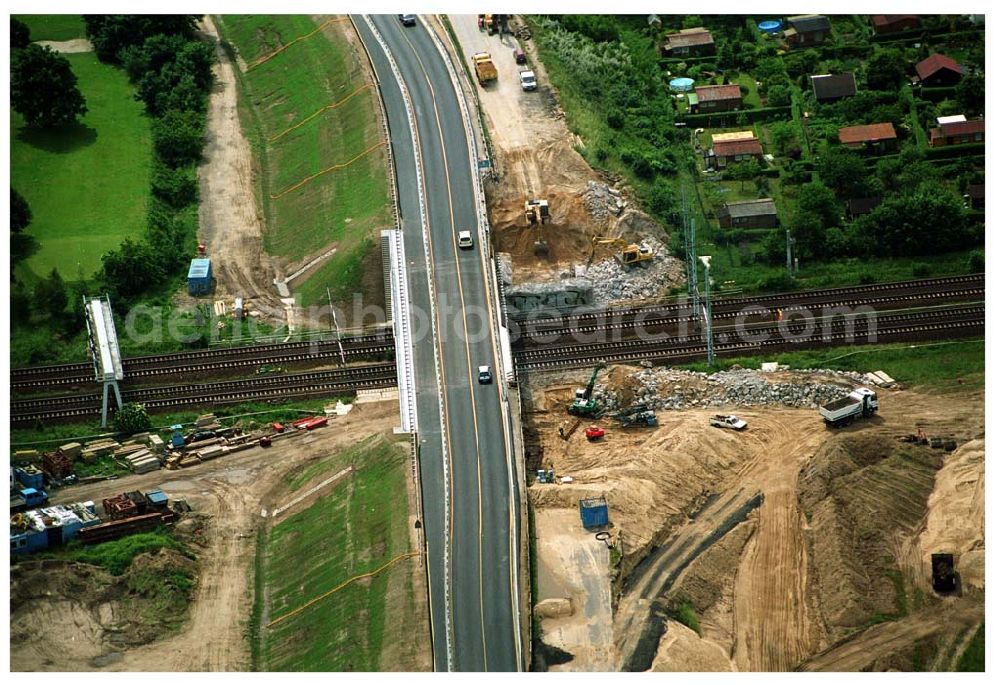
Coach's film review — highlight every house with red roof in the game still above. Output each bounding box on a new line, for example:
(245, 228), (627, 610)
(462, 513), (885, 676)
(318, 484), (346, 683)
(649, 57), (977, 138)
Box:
(915, 53), (963, 87)
(662, 28), (715, 57)
(870, 15), (921, 35)
(708, 135), (764, 169)
(692, 84), (743, 113)
(838, 123), (898, 152)
(930, 119), (984, 147)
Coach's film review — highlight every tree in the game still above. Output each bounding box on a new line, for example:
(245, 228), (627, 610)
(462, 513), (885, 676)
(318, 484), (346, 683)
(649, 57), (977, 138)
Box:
(728, 160), (759, 191)
(854, 185), (967, 257)
(123, 34), (215, 115)
(11, 17), (30, 48)
(864, 48), (906, 91)
(34, 268), (68, 319)
(790, 182), (840, 257)
(100, 238), (165, 300)
(768, 120), (800, 156)
(114, 402), (152, 434)
(11, 44), (88, 128)
(817, 147), (868, 199)
(765, 83), (791, 107)
(682, 15), (703, 29)
(151, 162), (199, 208)
(956, 75), (985, 116)
(12, 280), (32, 324)
(11, 188), (31, 232)
(84, 14), (199, 63)
(152, 109), (205, 167)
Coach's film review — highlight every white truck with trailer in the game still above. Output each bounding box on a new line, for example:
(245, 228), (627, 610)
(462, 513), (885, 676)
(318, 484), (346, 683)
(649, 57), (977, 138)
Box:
(820, 388), (879, 427)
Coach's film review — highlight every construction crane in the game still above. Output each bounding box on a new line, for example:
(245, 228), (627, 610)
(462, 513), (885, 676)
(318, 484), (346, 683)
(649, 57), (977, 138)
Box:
(568, 362), (607, 417)
(589, 236), (654, 266)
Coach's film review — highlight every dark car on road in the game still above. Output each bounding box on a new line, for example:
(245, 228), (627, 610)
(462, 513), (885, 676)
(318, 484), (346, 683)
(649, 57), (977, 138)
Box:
(399, 14), (417, 26)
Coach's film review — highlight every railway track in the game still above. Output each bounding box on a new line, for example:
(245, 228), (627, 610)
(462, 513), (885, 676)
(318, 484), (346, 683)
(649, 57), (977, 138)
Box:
(11, 333), (395, 391)
(11, 363), (399, 425)
(516, 304), (984, 371)
(513, 274), (985, 341)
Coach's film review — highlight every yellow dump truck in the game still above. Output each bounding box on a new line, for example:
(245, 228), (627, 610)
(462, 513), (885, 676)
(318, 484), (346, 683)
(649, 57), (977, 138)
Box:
(472, 52), (498, 86)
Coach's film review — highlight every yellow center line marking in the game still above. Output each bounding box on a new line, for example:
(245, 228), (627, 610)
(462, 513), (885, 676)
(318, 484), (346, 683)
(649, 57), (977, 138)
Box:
(397, 24), (490, 670)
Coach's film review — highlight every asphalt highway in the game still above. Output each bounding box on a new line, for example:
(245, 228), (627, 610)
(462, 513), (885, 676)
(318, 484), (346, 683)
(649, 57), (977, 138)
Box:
(355, 15), (520, 672)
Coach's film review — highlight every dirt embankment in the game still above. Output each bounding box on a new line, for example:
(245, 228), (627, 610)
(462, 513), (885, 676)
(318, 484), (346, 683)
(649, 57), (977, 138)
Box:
(11, 549), (197, 671)
(194, 17), (285, 321)
(444, 15), (684, 297)
(525, 363), (984, 672)
(11, 400), (416, 672)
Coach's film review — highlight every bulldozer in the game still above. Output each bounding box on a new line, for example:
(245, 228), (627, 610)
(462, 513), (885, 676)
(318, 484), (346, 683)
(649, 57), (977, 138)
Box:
(590, 236), (654, 266)
(611, 403), (659, 428)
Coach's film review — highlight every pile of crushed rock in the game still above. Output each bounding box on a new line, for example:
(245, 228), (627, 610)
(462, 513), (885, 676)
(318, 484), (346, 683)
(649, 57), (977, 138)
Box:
(592, 366), (871, 413)
(580, 236), (685, 303)
(583, 180), (626, 221)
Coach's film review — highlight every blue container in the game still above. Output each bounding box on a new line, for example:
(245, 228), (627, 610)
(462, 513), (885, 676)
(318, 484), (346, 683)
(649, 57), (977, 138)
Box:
(15, 466), (44, 490)
(758, 20), (782, 34)
(579, 497), (609, 530)
(669, 77), (695, 92)
(187, 258), (213, 296)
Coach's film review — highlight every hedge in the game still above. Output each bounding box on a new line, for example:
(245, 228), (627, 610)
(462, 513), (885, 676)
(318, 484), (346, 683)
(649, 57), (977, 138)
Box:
(918, 86), (957, 102)
(680, 105), (791, 127)
(923, 143), (985, 160)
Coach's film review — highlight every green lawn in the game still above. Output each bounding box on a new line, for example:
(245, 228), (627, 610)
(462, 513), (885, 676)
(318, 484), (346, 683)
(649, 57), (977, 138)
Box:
(218, 15), (392, 307)
(258, 434), (424, 670)
(11, 52), (151, 281)
(14, 14), (86, 41)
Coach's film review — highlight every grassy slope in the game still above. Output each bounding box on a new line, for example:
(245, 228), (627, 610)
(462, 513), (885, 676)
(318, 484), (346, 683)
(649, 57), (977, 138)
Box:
(682, 339), (984, 391)
(14, 14), (86, 41)
(260, 435), (421, 670)
(217, 15), (391, 307)
(11, 52), (151, 281)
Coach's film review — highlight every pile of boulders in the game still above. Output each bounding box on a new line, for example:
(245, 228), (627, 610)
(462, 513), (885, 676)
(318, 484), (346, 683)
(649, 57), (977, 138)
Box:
(583, 236), (684, 303)
(592, 366), (871, 413)
(584, 180), (626, 221)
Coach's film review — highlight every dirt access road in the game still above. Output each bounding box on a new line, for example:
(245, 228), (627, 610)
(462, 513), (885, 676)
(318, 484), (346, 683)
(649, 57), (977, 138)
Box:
(444, 15), (653, 282)
(19, 401), (403, 671)
(194, 17), (285, 321)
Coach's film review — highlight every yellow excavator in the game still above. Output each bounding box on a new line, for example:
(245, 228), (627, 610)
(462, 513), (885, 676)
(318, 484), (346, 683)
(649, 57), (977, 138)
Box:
(590, 236), (654, 266)
(524, 199), (550, 225)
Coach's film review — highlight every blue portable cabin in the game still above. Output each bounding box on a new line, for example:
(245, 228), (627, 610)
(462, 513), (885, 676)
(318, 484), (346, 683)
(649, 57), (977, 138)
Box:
(15, 465), (45, 490)
(579, 496), (610, 530)
(187, 258), (213, 296)
(145, 490), (169, 510)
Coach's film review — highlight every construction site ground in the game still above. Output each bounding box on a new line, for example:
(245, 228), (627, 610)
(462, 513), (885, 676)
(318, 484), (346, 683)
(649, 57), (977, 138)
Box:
(524, 365), (984, 671)
(10, 400), (430, 672)
(444, 15), (684, 295)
